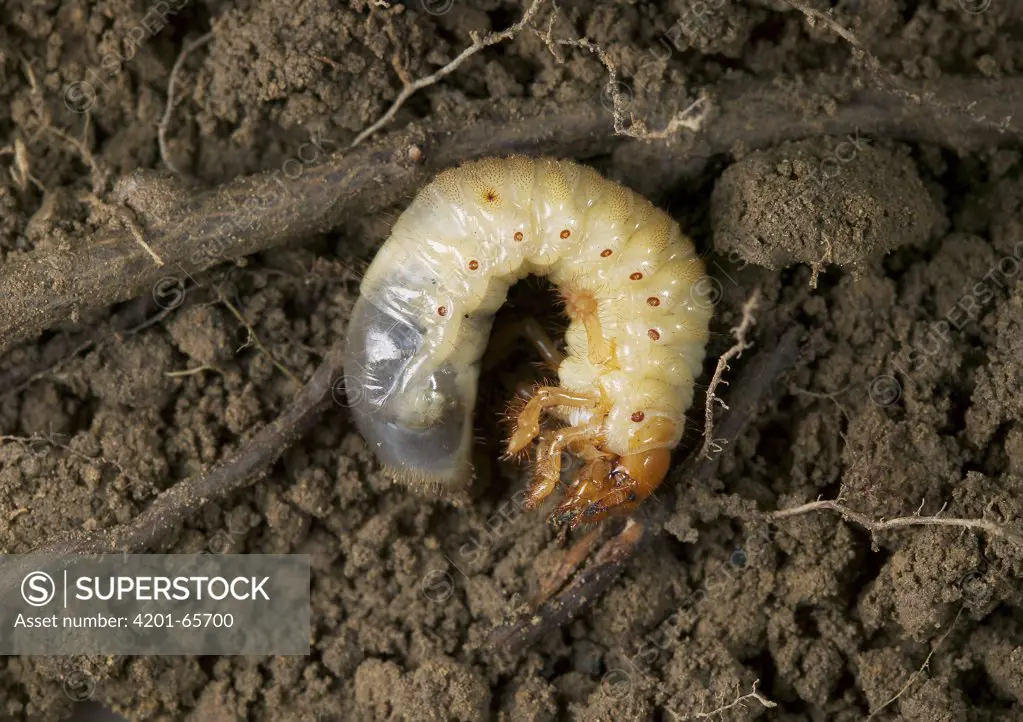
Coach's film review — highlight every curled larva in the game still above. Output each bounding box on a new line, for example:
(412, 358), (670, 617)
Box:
(344, 156), (712, 527)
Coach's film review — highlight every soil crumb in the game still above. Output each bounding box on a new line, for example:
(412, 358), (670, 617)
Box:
(711, 136), (945, 277)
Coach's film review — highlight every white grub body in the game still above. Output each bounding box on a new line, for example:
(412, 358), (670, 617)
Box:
(345, 156), (712, 487)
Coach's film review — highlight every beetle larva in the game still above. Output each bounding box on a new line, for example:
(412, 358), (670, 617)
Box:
(344, 156), (712, 527)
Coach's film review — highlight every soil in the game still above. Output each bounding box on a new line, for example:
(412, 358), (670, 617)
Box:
(1, 0), (1022, 721)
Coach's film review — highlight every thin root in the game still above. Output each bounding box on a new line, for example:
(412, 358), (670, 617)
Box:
(159, 32), (215, 175)
(218, 291), (301, 386)
(349, 0), (547, 148)
(533, 14), (711, 140)
(766, 498), (1023, 551)
(700, 288), (760, 460)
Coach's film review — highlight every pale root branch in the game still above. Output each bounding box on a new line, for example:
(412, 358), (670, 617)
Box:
(866, 606), (964, 719)
(689, 679), (778, 719)
(217, 291), (300, 386)
(783, 0), (1011, 133)
(533, 16), (711, 140)
(349, 0), (548, 148)
(159, 32), (215, 175)
(700, 288), (761, 460)
(767, 498), (1023, 550)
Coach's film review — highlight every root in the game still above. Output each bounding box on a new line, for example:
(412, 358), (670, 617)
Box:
(82, 194), (164, 266)
(692, 679), (777, 718)
(0, 136), (44, 192)
(783, 0), (1011, 134)
(348, 0), (547, 148)
(700, 288), (760, 460)
(165, 364), (218, 378)
(0, 340), (343, 597)
(808, 236), (833, 289)
(2, 75), (1021, 359)
(158, 32), (215, 175)
(44, 121), (110, 193)
(766, 497), (1023, 550)
(488, 517), (647, 649)
(865, 607), (963, 720)
(532, 13), (711, 140)
(217, 290), (300, 386)
(21, 61), (111, 194)
(784, 0), (867, 50)
(0, 302), (177, 403)
(488, 325), (805, 652)
(0, 432), (140, 488)
(531, 524), (604, 605)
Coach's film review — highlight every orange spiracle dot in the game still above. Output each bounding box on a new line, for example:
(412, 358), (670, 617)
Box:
(483, 190), (498, 203)
(630, 272), (643, 281)
(631, 411), (645, 422)
(647, 329), (660, 341)
(468, 260), (479, 270)
(600, 249), (613, 258)
(560, 229), (571, 239)
(514, 231), (524, 241)
(437, 306), (448, 317)
(646, 296), (660, 307)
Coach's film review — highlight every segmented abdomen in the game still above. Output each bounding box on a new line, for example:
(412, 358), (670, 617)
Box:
(355, 156), (711, 466)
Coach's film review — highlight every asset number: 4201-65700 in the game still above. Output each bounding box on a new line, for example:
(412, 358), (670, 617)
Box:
(132, 613), (234, 628)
